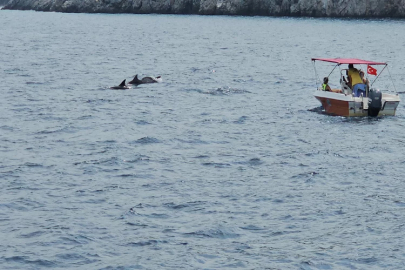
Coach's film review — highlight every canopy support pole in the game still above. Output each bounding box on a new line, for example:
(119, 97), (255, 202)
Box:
(386, 66), (398, 93)
(312, 60), (320, 90)
(370, 64), (387, 88)
(327, 64), (339, 79)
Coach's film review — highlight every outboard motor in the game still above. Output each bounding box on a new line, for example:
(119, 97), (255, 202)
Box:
(368, 88), (382, 117)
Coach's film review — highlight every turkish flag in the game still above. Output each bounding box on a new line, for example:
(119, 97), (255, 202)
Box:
(367, 65), (377, 75)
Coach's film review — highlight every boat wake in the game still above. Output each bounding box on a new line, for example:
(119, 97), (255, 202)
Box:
(308, 106), (384, 122)
(307, 106), (325, 114)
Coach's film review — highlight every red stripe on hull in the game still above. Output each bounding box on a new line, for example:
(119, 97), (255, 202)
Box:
(315, 97), (350, 116)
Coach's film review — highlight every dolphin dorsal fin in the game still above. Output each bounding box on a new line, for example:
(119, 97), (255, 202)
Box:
(119, 79), (126, 87)
(135, 75), (142, 83)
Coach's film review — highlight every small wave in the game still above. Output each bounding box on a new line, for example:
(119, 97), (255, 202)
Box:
(131, 137), (160, 144)
(201, 118), (228, 124)
(175, 138), (208, 144)
(20, 230), (45, 238)
(36, 126), (75, 135)
(5, 256), (56, 267)
(356, 257), (379, 264)
(240, 225), (265, 231)
(182, 88), (205, 94)
(233, 115), (248, 124)
(60, 235), (93, 245)
(120, 207), (141, 218)
(136, 120), (151, 125)
(206, 86), (250, 95)
(163, 201), (206, 211)
(114, 173), (149, 179)
(185, 87), (250, 95)
(291, 171), (319, 179)
(123, 155), (150, 163)
(234, 158), (263, 166)
(85, 98), (114, 103)
(184, 228), (240, 239)
(190, 67), (201, 72)
(202, 162), (231, 168)
(164, 202), (189, 210)
(130, 203), (145, 210)
(116, 173), (136, 178)
(193, 155), (210, 159)
(395, 200), (405, 207)
(55, 253), (90, 261)
(25, 81), (44, 85)
(73, 156), (119, 166)
(126, 222), (148, 227)
(126, 240), (167, 247)
(148, 213), (170, 219)
(76, 115), (93, 120)
(0, 125), (14, 131)
(4, 68), (24, 74)
(98, 140), (117, 144)
(127, 240), (157, 246)
(270, 230), (301, 237)
(248, 158), (263, 165)
(23, 162), (44, 168)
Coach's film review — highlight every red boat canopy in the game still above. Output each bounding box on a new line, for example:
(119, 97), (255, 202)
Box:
(312, 58), (386, 65)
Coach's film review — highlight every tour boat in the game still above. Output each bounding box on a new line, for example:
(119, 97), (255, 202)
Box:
(312, 58), (400, 117)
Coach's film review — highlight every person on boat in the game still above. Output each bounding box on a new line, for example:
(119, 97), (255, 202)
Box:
(347, 64), (366, 97)
(322, 77), (342, 93)
(359, 70), (371, 96)
(322, 77), (332, 91)
(359, 70), (370, 88)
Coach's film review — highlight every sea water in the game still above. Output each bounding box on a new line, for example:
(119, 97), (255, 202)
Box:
(1, 10), (405, 269)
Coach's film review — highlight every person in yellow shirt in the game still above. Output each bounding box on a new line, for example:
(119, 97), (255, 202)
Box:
(347, 64), (366, 97)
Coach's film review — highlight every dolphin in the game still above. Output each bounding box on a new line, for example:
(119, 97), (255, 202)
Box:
(128, 75), (142, 85)
(153, 76), (163, 83)
(128, 74), (162, 85)
(110, 79), (129, 90)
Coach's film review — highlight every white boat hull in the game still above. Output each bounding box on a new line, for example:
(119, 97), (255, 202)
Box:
(313, 90), (400, 117)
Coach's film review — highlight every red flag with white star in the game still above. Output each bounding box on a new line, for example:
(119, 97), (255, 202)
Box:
(367, 65), (377, 76)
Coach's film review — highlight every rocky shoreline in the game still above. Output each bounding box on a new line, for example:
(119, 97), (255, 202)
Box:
(2, 0), (405, 18)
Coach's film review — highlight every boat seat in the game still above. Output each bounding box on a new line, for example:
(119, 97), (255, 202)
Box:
(341, 77), (352, 95)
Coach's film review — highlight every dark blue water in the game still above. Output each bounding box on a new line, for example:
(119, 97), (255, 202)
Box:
(1, 10), (405, 269)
